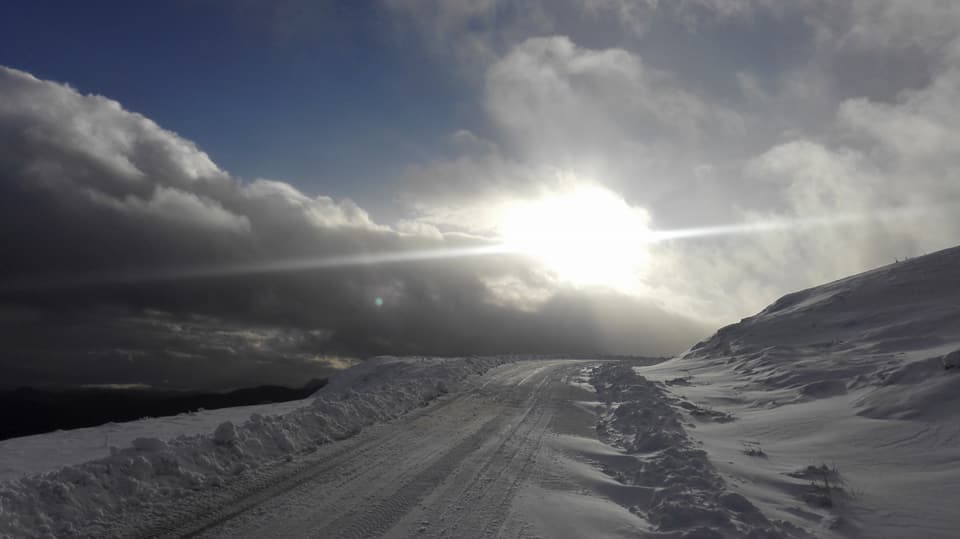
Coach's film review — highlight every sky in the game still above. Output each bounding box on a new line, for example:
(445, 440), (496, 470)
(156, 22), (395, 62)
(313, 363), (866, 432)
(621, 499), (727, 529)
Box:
(2, 0), (960, 389)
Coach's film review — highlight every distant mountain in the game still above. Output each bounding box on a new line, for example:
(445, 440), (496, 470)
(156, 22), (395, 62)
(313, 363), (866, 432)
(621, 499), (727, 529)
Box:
(0, 378), (326, 440)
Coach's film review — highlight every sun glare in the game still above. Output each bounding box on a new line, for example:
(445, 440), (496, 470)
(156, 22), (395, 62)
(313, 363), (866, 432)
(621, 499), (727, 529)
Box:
(498, 185), (652, 290)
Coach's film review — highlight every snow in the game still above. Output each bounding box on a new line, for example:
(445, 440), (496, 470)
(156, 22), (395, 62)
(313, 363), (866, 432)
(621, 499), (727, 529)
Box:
(164, 359), (612, 538)
(585, 362), (802, 538)
(0, 396), (316, 483)
(514, 486), (649, 539)
(0, 355), (514, 538)
(2, 245), (959, 537)
(633, 245), (960, 538)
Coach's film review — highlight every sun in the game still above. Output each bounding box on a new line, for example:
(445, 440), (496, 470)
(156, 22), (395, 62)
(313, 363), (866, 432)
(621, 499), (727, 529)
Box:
(498, 185), (652, 290)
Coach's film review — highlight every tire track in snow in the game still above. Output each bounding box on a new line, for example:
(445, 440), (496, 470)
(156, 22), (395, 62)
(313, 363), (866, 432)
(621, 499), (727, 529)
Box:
(160, 360), (577, 538)
(324, 369), (556, 538)
(441, 378), (555, 537)
(385, 364), (575, 538)
(142, 378), (488, 539)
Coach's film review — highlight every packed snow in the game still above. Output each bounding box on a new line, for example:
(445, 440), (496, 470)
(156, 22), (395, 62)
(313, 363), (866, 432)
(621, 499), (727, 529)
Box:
(0, 356), (514, 538)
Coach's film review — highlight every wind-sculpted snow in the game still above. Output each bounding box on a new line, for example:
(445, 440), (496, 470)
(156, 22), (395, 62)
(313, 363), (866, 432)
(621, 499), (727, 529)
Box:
(684, 245), (960, 417)
(635, 245), (960, 537)
(589, 363), (806, 538)
(0, 356), (514, 538)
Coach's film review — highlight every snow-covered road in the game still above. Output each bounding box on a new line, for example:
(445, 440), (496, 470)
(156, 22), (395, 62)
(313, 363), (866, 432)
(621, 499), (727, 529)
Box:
(147, 359), (628, 539)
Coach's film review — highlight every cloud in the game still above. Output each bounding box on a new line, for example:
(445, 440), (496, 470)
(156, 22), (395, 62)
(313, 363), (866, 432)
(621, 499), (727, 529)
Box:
(486, 36), (744, 159)
(401, 34), (745, 230)
(381, 0), (551, 72)
(0, 66), (709, 388)
(653, 43), (960, 321)
(0, 306), (344, 390)
(386, 1), (960, 327)
(7, 0), (960, 388)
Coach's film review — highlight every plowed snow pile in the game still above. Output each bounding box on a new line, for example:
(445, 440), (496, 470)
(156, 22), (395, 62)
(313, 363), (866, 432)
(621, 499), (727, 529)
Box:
(0, 356), (513, 538)
(636, 246), (960, 538)
(588, 363), (808, 538)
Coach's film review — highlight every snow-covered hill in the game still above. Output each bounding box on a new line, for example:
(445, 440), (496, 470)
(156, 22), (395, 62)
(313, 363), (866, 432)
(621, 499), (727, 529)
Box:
(638, 245), (960, 537)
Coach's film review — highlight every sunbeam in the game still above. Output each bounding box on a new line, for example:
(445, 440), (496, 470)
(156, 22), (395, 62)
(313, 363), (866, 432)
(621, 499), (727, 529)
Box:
(649, 205), (954, 242)
(2, 205), (952, 293)
(0, 244), (512, 292)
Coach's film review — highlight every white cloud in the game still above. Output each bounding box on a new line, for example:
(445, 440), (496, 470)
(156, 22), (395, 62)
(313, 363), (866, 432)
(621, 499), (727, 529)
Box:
(242, 179), (380, 230)
(830, 0), (960, 54)
(487, 36), (743, 155)
(94, 186), (252, 233)
(839, 67), (960, 162)
(390, 1), (960, 326)
(0, 67), (224, 188)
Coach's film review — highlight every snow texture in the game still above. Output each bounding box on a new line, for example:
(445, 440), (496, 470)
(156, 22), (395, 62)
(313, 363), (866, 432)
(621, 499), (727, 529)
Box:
(0, 397), (317, 483)
(589, 362), (806, 538)
(0, 356), (513, 538)
(636, 245), (960, 537)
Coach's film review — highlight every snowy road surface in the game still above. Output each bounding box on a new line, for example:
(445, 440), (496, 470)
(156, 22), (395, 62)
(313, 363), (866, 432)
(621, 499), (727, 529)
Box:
(149, 360), (639, 539)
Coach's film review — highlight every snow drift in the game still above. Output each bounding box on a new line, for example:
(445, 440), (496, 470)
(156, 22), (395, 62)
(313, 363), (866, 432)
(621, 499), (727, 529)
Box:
(588, 362), (806, 538)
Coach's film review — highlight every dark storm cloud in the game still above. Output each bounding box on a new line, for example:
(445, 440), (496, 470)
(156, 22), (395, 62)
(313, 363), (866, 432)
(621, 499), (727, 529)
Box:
(0, 306), (345, 390)
(0, 67), (707, 387)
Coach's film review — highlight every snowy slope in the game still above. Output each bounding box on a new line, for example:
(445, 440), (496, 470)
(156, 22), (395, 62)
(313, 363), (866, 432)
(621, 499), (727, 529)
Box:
(0, 356), (514, 538)
(637, 245), (960, 538)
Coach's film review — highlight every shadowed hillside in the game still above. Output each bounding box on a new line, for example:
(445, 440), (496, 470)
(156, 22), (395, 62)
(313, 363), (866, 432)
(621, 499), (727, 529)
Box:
(0, 378), (326, 441)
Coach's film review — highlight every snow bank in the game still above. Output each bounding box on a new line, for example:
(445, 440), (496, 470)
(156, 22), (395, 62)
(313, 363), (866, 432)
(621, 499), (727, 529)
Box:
(0, 397), (318, 483)
(589, 363), (804, 538)
(636, 245), (960, 537)
(0, 356), (514, 538)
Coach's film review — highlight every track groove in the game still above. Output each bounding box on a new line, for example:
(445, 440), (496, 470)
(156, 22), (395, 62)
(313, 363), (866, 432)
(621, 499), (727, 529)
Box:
(149, 360), (587, 539)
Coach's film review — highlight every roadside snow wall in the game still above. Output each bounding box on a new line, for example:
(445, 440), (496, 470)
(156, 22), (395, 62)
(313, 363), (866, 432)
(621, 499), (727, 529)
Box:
(0, 356), (514, 538)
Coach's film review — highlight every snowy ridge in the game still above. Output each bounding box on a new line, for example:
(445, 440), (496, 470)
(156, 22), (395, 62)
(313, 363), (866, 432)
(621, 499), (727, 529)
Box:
(688, 244), (960, 418)
(636, 245), (960, 537)
(0, 356), (514, 538)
